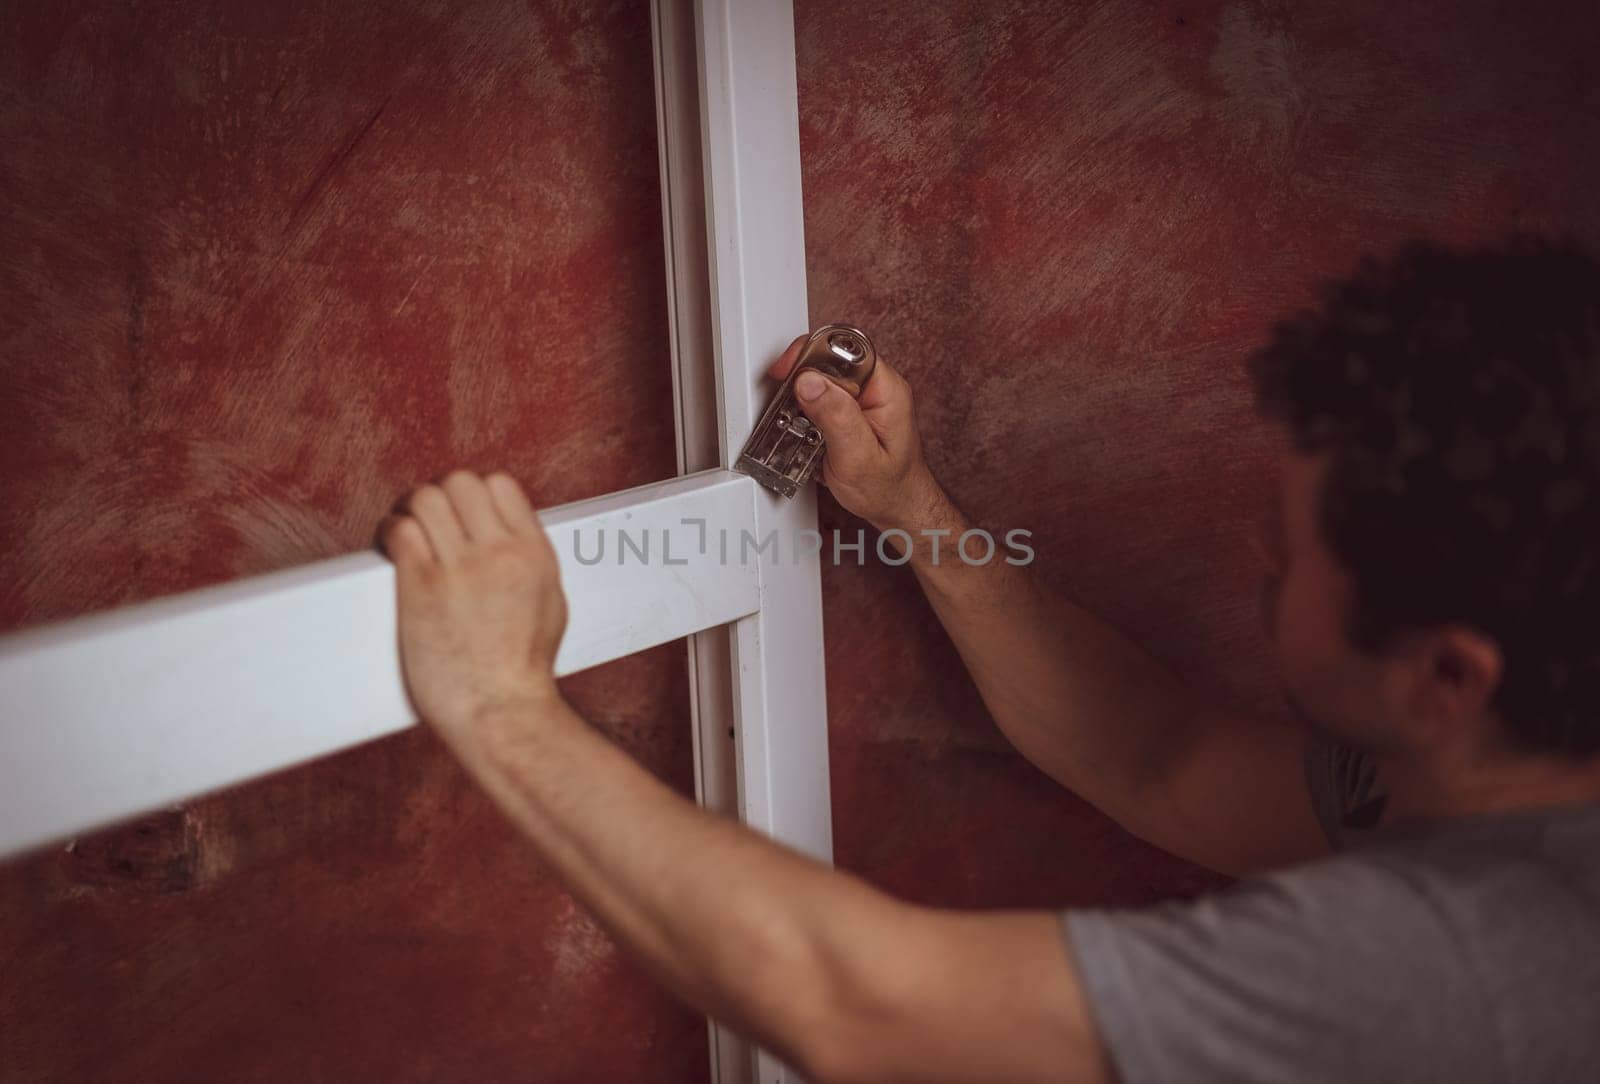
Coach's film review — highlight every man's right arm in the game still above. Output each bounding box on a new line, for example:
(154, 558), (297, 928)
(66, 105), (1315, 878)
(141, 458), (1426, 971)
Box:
(775, 339), (1327, 876)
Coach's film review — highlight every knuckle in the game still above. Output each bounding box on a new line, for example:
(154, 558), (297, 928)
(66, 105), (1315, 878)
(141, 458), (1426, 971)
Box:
(484, 538), (521, 561)
(526, 526), (557, 562)
(441, 469), (479, 491)
(485, 470), (519, 496)
(481, 539), (534, 576)
(413, 553), (442, 583)
(412, 483), (447, 512)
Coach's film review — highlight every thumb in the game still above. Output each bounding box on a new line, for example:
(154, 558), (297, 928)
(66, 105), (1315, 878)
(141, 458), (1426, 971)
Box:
(793, 370), (878, 465)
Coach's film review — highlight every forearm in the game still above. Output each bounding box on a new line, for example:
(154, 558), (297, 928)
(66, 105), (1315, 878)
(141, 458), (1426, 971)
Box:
(441, 691), (895, 1071)
(884, 476), (1207, 815)
(383, 465), (1117, 1081)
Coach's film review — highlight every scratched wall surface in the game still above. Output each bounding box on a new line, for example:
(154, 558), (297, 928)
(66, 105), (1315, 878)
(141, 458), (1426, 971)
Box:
(795, 0), (1600, 909)
(7, 0), (1600, 1078)
(0, 2), (710, 1082)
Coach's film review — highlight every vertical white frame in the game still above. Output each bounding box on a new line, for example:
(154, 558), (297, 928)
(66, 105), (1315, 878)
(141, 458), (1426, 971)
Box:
(0, 4), (831, 1081)
(695, 0), (833, 868)
(654, 3), (831, 1081)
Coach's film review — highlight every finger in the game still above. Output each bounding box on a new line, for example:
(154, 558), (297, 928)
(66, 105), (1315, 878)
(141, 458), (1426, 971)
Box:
(856, 356), (915, 444)
(377, 513), (435, 565)
(792, 370), (882, 467)
(485, 473), (558, 568)
(486, 471), (544, 539)
(441, 470), (509, 540)
(385, 517), (436, 605)
(406, 483), (466, 562)
(858, 355), (910, 412)
(765, 333), (810, 381)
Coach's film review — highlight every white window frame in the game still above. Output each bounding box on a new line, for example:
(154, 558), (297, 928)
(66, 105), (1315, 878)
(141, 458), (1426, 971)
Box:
(0, 3), (825, 1081)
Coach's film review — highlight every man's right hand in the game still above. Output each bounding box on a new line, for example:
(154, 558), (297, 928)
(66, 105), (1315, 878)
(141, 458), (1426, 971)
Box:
(767, 333), (946, 532)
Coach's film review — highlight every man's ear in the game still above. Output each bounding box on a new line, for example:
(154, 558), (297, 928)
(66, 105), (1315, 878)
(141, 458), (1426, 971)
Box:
(1412, 624), (1504, 741)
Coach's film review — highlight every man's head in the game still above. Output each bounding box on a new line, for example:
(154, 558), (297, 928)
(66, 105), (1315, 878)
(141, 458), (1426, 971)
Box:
(1248, 238), (1600, 764)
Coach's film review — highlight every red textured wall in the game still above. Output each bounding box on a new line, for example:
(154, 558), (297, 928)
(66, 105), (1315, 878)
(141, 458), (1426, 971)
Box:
(0, 2), (708, 1081)
(796, 0), (1600, 910)
(6, 0), (1600, 1080)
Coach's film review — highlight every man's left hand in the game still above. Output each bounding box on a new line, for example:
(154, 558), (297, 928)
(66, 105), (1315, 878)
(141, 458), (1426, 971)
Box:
(379, 470), (568, 745)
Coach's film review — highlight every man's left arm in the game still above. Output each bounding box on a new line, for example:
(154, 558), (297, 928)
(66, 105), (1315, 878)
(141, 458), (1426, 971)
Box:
(380, 470), (1112, 1084)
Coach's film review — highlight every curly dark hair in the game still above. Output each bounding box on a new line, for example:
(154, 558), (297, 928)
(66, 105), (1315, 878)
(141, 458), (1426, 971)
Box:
(1249, 238), (1600, 757)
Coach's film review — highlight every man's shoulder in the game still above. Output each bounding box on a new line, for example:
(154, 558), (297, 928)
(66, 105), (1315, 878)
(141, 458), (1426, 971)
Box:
(1278, 770), (1600, 937)
(1065, 847), (1495, 1084)
(1332, 801), (1600, 958)
(1067, 806), (1600, 1084)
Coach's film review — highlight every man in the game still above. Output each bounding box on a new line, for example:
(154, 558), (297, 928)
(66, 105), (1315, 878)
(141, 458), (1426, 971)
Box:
(378, 240), (1600, 1082)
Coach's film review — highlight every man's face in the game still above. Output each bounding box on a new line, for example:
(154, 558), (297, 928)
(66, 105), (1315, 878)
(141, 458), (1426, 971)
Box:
(1259, 443), (1404, 753)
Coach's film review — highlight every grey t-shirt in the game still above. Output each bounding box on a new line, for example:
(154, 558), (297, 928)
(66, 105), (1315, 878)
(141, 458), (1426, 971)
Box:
(1064, 738), (1600, 1083)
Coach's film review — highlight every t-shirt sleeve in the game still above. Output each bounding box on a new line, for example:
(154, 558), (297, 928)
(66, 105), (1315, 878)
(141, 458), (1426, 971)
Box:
(1063, 860), (1496, 1084)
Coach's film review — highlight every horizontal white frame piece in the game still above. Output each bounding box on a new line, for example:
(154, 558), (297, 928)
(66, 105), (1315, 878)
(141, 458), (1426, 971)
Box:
(696, 2), (831, 1082)
(0, 469), (760, 860)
